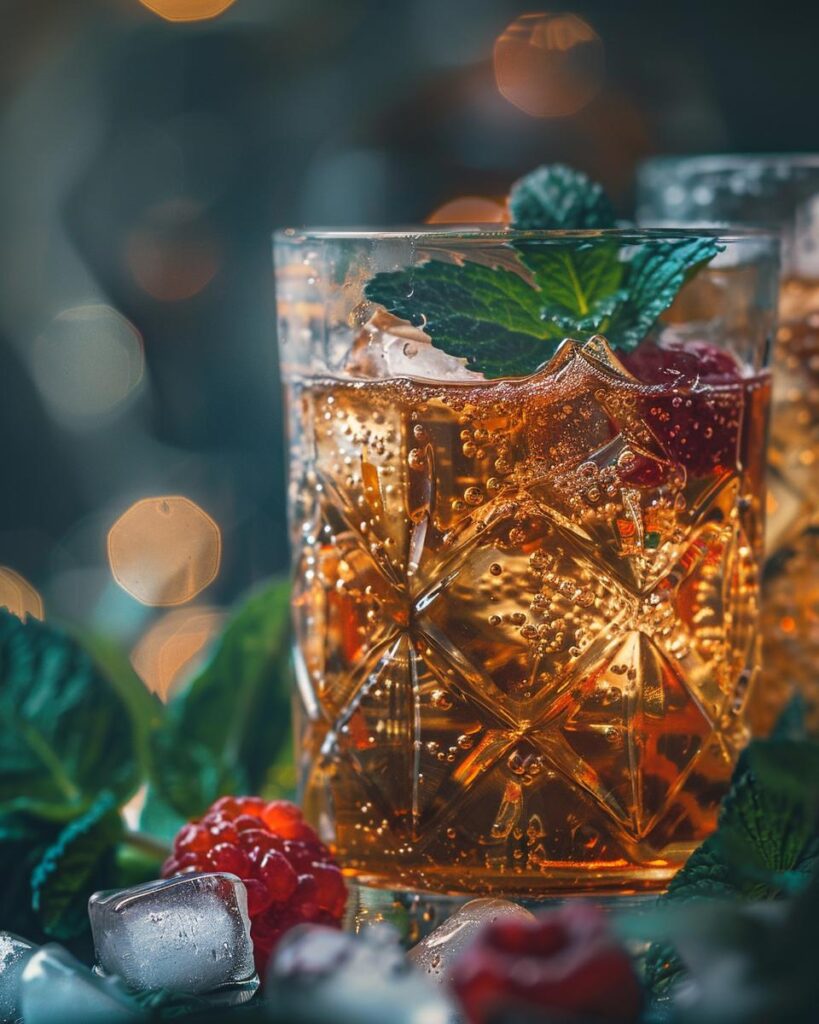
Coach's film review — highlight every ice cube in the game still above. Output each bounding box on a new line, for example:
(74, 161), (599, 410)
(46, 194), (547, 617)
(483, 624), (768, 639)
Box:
(347, 311), (482, 382)
(382, 335), (483, 382)
(89, 873), (257, 997)
(407, 898), (534, 985)
(0, 932), (35, 1024)
(20, 945), (143, 1024)
(268, 923), (454, 1024)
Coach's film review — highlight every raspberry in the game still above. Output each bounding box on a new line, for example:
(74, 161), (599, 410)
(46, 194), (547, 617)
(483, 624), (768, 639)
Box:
(622, 339), (744, 478)
(163, 797), (347, 975)
(451, 903), (642, 1024)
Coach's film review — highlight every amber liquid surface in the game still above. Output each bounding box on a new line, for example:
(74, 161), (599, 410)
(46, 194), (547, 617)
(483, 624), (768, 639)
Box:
(757, 279), (819, 732)
(289, 340), (770, 895)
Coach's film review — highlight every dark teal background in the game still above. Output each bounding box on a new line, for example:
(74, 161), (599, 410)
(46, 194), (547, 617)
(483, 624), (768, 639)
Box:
(1, 0), (815, 642)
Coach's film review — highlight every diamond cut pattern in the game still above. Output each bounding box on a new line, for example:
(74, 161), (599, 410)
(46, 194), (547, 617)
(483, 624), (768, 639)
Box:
(303, 340), (755, 860)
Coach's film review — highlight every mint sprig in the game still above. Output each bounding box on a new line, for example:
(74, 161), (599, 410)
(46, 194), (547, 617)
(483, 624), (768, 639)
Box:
(643, 717), (819, 1005)
(0, 577), (294, 948)
(364, 165), (722, 378)
(508, 163), (616, 229)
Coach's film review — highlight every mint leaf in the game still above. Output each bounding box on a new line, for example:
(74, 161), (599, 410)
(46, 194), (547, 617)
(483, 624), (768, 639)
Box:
(771, 692), (811, 742)
(365, 259), (559, 377)
(516, 239), (626, 333)
(607, 237), (724, 350)
(0, 611), (147, 819)
(508, 164), (616, 229)
(365, 165), (722, 376)
(31, 791), (123, 940)
(138, 786), (187, 843)
(0, 812), (61, 938)
(151, 579), (292, 817)
(645, 737), (819, 1002)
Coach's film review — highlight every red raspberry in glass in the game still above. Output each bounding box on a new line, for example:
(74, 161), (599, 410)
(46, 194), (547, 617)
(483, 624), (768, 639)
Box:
(162, 797), (347, 975)
(451, 903), (642, 1024)
(621, 339), (744, 478)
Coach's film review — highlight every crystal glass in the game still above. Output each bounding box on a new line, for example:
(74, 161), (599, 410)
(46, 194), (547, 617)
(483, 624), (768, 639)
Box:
(638, 155), (819, 730)
(275, 227), (777, 900)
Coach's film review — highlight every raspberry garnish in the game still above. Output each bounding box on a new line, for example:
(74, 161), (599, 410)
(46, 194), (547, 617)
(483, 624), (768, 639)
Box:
(622, 339), (744, 478)
(450, 903), (642, 1024)
(162, 797), (347, 975)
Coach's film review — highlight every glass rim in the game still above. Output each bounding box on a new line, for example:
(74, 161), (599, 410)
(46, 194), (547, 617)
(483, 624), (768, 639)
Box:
(275, 224), (777, 244)
(640, 152), (819, 175)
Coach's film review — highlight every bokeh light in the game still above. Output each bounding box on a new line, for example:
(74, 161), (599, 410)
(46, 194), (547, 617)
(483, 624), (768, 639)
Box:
(426, 196), (507, 223)
(131, 605), (224, 699)
(107, 496), (221, 606)
(493, 12), (604, 118)
(31, 305), (144, 428)
(0, 567), (44, 621)
(125, 199), (220, 302)
(138, 0), (237, 23)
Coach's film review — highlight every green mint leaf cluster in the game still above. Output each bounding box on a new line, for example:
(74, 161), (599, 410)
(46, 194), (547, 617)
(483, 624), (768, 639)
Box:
(0, 577), (293, 948)
(643, 716), (819, 1007)
(364, 164), (722, 378)
(0, 613), (150, 820)
(149, 579), (293, 822)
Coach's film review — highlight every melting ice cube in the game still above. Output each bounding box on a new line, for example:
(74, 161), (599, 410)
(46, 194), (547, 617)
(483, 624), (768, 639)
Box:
(268, 923), (454, 1024)
(347, 311), (483, 381)
(0, 932), (36, 1024)
(407, 898), (534, 985)
(89, 873), (257, 998)
(21, 945), (143, 1024)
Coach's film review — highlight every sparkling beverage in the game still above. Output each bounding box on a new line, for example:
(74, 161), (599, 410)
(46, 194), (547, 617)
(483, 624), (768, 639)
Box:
(277, 229), (776, 896)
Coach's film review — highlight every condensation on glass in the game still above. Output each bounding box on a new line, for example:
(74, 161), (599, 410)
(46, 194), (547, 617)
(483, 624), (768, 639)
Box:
(275, 227), (777, 897)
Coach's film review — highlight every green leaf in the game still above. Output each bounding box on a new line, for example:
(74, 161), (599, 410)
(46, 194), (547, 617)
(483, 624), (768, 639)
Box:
(0, 812), (61, 938)
(644, 737), (819, 1003)
(31, 790), (123, 940)
(138, 786), (188, 843)
(516, 239), (626, 334)
(508, 164), (616, 230)
(75, 631), (164, 783)
(365, 259), (561, 378)
(0, 611), (146, 819)
(771, 692), (811, 742)
(364, 165), (722, 376)
(608, 237), (724, 350)
(151, 579), (293, 818)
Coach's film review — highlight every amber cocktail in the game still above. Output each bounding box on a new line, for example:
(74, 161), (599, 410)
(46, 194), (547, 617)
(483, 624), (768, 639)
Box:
(275, 227), (777, 898)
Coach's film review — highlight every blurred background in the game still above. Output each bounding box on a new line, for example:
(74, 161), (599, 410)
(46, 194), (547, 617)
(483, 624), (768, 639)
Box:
(3, 0), (819, 699)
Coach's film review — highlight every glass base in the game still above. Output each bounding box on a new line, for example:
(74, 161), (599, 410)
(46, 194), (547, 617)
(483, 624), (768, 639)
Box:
(343, 879), (662, 946)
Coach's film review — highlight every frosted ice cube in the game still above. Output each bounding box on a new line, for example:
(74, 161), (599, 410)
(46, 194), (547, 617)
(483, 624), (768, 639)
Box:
(89, 873), (257, 996)
(407, 898), (534, 985)
(382, 335), (483, 382)
(347, 311), (482, 382)
(20, 945), (143, 1024)
(268, 924), (454, 1024)
(0, 932), (35, 1024)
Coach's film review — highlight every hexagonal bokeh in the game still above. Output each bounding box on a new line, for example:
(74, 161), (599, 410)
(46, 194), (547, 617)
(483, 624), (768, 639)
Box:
(426, 197), (506, 224)
(0, 567), (44, 621)
(131, 605), (225, 699)
(107, 496), (221, 606)
(138, 0), (237, 22)
(494, 12), (604, 118)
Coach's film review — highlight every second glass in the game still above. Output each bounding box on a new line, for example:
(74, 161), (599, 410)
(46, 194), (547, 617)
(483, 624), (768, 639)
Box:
(276, 227), (777, 898)
(638, 155), (819, 729)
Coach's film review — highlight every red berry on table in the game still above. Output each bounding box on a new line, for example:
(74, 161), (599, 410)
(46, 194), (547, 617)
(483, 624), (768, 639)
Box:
(450, 902), (642, 1024)
(163, 797), (347, 975)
